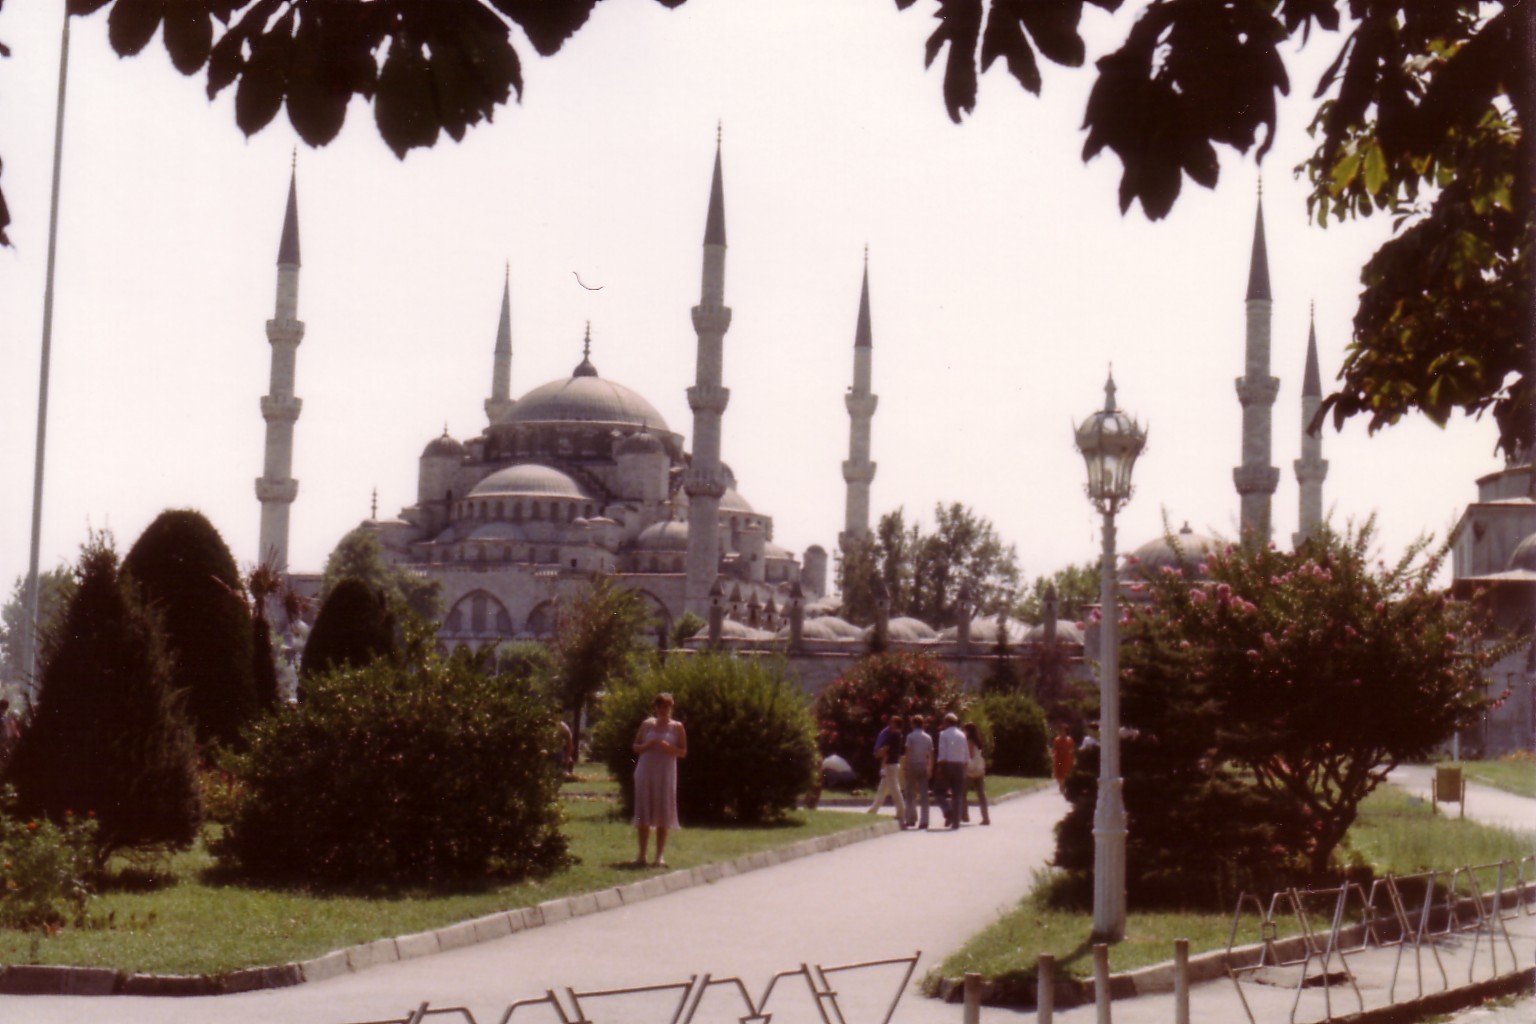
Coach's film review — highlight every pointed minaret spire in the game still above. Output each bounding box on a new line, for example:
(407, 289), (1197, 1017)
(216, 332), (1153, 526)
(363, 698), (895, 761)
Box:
(277, 161), (301, 267)
(685, 131), (734, 617)
(840, 250), (879, 552)
(1234, 187), (1280, 545)
(257, 163), (307, 573)
(485, 264), (515, 423)
(1293, 305), (1329, 548)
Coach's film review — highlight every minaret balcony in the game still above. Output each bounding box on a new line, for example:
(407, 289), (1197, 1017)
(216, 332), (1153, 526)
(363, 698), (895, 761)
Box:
(844, 393), (879, 417)
(690, 305), (733, 334)
(687, 384), (731, 415)
(265, 319), (306, 345)
(1293, 459), (1330, 483)
(255, 477), (299, 503)
(841, 460), (876, 484)
(1234, 375), (1280, 407)
(261, 395), (304, 422)
(1232, 465), (1280, 495)
(682, 466), (727, 499)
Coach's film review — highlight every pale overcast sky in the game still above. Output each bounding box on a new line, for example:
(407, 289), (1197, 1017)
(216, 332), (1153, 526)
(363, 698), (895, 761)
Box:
(0, 1), (1499, 599)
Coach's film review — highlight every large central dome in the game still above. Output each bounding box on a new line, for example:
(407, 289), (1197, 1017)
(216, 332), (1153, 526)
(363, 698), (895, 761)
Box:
(507, 374), (669, 433)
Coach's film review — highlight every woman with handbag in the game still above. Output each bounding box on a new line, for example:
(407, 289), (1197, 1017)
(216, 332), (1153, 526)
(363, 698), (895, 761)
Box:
(961, 721), (990, 826)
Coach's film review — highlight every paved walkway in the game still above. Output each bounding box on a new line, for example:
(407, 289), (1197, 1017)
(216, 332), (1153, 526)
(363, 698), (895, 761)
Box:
(2, 771), (1531, 1024)
(1389, 765), (1536, 834)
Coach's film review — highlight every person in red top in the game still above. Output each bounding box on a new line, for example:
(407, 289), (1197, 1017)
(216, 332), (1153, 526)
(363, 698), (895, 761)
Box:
(1051, 721), (1076, 795)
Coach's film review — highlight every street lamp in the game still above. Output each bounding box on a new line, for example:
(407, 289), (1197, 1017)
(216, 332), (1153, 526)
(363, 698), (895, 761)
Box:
(1074, 369), (1147, 942)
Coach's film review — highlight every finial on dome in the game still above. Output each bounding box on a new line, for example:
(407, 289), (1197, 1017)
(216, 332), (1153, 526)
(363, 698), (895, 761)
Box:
(291, 146), (297, 172)
(716, 119), (722, 146)
(371, 487), (378, 520)
(573, 322), (598, 377)
(863, 243), (869, 266)
(1104, 365), (1117, 413)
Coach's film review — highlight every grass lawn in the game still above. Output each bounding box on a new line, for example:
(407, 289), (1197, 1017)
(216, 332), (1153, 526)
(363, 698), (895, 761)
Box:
(0, 766), (876, 976)
(931, 784), (1534, 997)
(1450, 759), (1536, 799)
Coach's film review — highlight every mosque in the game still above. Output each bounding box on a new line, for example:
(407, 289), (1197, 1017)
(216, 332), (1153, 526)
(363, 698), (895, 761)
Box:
(251, 138), (1529, 735)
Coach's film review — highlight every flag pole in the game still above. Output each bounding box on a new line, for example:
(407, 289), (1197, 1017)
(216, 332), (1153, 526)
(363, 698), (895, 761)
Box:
(22, 9), (73, 696)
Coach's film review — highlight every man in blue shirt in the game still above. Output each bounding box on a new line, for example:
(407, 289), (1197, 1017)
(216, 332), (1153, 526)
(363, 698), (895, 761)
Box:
(865, 714), (907, 824)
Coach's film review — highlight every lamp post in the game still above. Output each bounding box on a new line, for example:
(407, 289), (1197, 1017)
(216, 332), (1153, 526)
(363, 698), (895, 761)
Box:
(1074, 370), (1148, 942)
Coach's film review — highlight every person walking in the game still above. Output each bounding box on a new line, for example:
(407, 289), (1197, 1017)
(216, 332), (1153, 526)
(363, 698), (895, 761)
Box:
(935, 713), (968, 829)
(902, 715), (935, 829)
(865, 714), (907, 823)
(961, 722), (990, 825)
(632, 692), (686, 867)
(1051, 721), (1076, 795)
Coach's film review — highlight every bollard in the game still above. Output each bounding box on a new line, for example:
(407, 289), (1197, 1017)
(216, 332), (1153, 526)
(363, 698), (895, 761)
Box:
(1173, 938), (1189, 1024)
(963, 971), (982, 1024)
(1037, 953), (1055, 1024)
(1093, 943), (1112, 1024)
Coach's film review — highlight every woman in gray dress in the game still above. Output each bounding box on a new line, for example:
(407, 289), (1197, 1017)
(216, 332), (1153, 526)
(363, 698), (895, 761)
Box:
(632, 692), (687, 866)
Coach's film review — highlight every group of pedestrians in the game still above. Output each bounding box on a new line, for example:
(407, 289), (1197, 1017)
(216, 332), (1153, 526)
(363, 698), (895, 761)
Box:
(866, 711), (988, 830)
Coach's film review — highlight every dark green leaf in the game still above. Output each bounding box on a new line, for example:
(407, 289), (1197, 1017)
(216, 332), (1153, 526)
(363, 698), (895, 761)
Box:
(233, 9), (292, 136)
(375, 38), (440, 158)
(162, 0), (214, 75)
(107, 0), (166, 56)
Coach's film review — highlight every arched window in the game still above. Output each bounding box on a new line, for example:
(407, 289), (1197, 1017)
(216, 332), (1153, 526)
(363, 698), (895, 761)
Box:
(470, 594), (487, 633)
(513, 501), (523, 521)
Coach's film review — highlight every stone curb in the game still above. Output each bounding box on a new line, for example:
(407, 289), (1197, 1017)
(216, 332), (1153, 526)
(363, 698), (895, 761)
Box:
(0, 818), (901, 998)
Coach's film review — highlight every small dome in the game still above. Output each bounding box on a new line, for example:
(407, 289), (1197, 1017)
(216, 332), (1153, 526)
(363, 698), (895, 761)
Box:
(1510, 533), (1536, 572)
(422, 430), (464, 459)
(940, 616), (1030, 644)
(718, 620), (778, 641)
(721, 488), (754, 514)
(1024, 621), (1086, 645)
(764, 542), (794, 560)
(616, 432), (666, 456)
(1123, 523), (1222, 581)
(468, 522), (528, 542)
(799, 615), (863, 641)
(634, 521), (690, 551)
(470, 463), (590, 499)
(886, 617), (939, 642)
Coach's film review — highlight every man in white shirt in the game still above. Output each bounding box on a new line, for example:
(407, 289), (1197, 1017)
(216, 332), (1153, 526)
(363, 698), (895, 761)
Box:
(936, 713), (969, 829)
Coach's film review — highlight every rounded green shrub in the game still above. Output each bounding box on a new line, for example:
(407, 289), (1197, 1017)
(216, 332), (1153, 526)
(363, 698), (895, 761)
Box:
(218, 639), (568, 887)
(591, 654), (817, 823)
(301, 578), (395, 682)
(976, 693), (1050, 775)
(812, 653), (968, 783)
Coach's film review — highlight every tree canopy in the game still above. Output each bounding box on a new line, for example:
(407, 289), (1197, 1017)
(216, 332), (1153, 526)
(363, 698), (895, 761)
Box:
(1016, 562), (1098, 625)
(1, 565), (75, 690)
(838, 504), (1020, 626)
(3, 0), (1524, 451)
(320, 527), (442, 624)
(550, 574), (654, 749)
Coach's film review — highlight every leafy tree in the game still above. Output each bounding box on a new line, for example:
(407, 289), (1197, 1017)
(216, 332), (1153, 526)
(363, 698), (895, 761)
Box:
(812, 652), (969, 783)
(668, 611), (706, 649)
(1017, 563), (1098, 625)
(320, 527), (443, 624)
(301, 578), (395, 683)
(5, 536), (201, 852)
(592, 654), (818, 823)
(218, 629), (569, 886)
(13, 0), (1517, 453)
(122, 510), (256, 747)
(1, 566), (75, 689)
(551, 574), (654, 750)
(838, 504), (1019, 626)
(1085, 522), (1504, 885)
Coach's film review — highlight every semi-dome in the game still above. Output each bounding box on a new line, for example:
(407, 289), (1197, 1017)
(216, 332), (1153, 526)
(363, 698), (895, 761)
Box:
(421, 430), (465, 459)
(1510, 533), (1536, 573)
(508, 374), (669, 433)
(721, 488), (754, 514)
(634, 520), (691, 551)
(470, 463), (590, 499)
(1123, 523), (1222, 581)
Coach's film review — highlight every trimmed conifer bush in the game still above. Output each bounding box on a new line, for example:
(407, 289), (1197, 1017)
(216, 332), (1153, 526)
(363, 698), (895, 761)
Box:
(976, 694), (1050, 776)
(301, 578), (395, 682)
(811, 653), (968, 783)
(123, 510), (256, 747)
(6, 538), (201, 851)
(218, 635), (569, 886)
(591, 654), (817, 823)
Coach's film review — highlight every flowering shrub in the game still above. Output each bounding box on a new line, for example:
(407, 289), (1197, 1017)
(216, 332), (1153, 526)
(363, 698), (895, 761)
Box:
(591, 654), (817, 823)
(0, 789), (97, 931)
(812, 654), (968, 782)
(1056, 520), (1511, 903)
(217, 634), (569, 887)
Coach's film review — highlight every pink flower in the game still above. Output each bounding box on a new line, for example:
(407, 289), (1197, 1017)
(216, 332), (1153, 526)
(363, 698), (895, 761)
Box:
(1246, 649), (1260, 660)
(1343, 624), (1358, 638)
(1197, 563), (1209, 575)
(1129, 583), (1146, 593)
(1444, 633), (1458, 644)
(1074, 621), (1086, 630)
(1189, 589), (1208, 604)
(1262, 633), (1277, 649)
(1179, 640), (1191, 650)
(1374, 602), (1386, 615)
(1216, 583), (1233, 603)
(1125, 554), (1140, 566)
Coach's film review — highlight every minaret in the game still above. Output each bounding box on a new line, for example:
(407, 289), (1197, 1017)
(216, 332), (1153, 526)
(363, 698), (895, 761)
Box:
(485, 264), (514, 423)
(1292, 305), (1328, 548)
(838, 250), (878, 553)
(684, 131), (733, 617)
(255, 163), (305, 573)
(1233, 188), (1280, 545)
